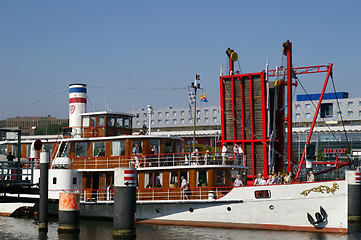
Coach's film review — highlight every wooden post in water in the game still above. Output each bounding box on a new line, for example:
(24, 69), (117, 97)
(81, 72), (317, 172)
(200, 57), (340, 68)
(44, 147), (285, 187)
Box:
(39, 152), (49, 232)
(113, 168), (137, 239)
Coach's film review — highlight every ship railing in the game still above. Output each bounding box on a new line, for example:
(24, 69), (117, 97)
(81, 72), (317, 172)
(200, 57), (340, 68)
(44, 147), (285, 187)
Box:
(78, 186), (234, 203)
(80, 188), (115, 202)
(67, 151), (246, 169)
(136, 186), (234, 201)
(0, 160), (35, 184)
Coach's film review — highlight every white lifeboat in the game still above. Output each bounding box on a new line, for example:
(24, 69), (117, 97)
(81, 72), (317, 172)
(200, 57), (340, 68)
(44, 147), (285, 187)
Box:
(52, 157), (71, 169)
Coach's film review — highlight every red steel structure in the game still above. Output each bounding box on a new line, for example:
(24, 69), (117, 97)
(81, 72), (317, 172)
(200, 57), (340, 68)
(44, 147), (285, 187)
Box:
(220, 41), (334, 182)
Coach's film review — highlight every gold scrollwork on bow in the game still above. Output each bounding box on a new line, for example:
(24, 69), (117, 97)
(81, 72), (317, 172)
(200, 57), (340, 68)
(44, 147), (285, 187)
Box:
(300, 182), (339, 196)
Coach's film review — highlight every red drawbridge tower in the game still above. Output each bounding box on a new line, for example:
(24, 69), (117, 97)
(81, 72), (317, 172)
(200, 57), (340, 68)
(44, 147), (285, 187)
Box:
(219, 41), (333, 182)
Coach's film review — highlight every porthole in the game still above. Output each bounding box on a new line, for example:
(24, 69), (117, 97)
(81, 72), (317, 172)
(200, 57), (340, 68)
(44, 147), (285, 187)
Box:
(269, 205), (274, 210)
(189, 207), (194, 213)
(227, 207), (231, 211)
(156, 208), (160, 213)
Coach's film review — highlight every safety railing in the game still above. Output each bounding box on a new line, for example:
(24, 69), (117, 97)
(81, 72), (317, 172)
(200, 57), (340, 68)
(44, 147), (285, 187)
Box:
(67, 151), (246, 170)
(0, 160), (35, 184)
(79, 186), (234, 203)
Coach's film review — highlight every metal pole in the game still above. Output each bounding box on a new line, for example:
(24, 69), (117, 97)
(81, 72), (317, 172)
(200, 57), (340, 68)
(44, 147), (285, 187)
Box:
(39, 152), (49, 232)
(193, 85), (197, 152)
(113, 168), (137, 239)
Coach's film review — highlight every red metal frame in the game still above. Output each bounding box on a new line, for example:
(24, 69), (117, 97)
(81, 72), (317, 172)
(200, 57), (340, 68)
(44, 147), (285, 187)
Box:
(294, 63), (333, 180)
(220, 43), (335, 182)
(286, 40), (293, 173)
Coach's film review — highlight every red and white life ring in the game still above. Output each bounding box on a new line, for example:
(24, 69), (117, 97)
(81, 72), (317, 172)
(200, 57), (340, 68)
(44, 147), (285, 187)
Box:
(91, 127), (99, 137)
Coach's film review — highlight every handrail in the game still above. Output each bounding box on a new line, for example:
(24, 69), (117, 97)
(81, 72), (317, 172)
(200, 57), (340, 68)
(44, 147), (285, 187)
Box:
(28, 152), (247, 169)
(78, 186), (234, 203)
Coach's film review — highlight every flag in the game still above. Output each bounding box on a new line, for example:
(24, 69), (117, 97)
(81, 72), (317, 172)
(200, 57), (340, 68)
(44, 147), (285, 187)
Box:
(188, 103), (193, 119)
(188, 90), (196, 104)
(200, 92), (208, 102)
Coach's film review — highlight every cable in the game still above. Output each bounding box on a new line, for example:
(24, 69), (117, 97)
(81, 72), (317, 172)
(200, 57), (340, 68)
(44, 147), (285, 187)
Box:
(88, 86), (187, 91)
(0, 90), (68, 116)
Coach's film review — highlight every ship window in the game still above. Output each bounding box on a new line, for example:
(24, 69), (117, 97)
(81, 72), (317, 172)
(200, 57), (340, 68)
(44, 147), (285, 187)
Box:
(93, 141), (105, 157)
(26, 144), (31, 158)
(169, 171), (178, 187)
(116, 117), (123, 128)
(53, 177), (57, 184)
(154, 172), (163, 188)
(73, 177), (77, 185)
(216, 170), (225, 185)
(255, 190), (271, 199)
(83, 116), (90, 127)
(144, 173), (153, 188)
(107, 115), (116, 127)
(75, 142), (88, 158)
(85, 174), (91, 188)
(133, 141), (143, 154)
(197, 170), (208, 187)
(98, 115), (105, 127)
(150, 140), (160, 154)
(124, 118), (131, 129)
(90, 116), (96, 127)
(42, 143), (53, 154)
(111, 140), (125, 156)
(165, 141), (174, 153)
(59, 142), (70, 157)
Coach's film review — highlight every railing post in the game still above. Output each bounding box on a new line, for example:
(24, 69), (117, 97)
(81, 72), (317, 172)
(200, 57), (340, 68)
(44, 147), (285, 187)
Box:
(158, 155), (160, 167)
(173, 154), (175, 166)
(152, 189), (154, 201)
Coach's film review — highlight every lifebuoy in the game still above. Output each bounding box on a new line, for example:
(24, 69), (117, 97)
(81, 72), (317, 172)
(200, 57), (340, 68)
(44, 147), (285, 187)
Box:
(91, 127), (99, 137)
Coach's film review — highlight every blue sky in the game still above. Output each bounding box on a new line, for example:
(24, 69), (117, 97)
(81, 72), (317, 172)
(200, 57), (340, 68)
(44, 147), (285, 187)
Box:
(0, 0), (360, 120)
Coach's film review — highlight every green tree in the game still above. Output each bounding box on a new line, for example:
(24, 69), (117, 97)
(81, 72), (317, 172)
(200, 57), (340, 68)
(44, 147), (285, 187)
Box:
(34, 123), (68, 135)
(317, 147), (325, 161)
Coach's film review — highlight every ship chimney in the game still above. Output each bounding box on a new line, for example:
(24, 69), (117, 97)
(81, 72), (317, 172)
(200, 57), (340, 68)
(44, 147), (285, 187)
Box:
(69, 83), (87, 137)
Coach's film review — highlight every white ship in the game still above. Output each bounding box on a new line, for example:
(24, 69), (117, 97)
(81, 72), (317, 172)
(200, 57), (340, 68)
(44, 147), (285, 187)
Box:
(0, 41), (360, 233)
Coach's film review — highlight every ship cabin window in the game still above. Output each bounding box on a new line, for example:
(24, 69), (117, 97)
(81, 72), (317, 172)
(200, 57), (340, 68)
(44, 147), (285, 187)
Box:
(215, 170), (225, 185)
(93, 141), (105, 157)
(75, 142), (88, 157)
(132, 141), (143, 154)
(53, 177), (57, 184)
(150, 140), (160, 154)
(169, 171), (188, 188)
(124, 117), (131, 129)
(83, 116), (90, 127)
(98, 115), (105, 127)
(107, 115), (116, 127)
(10, 144), (18, 158)
(165, 141), (174, 153)
(197, 170), (208, 187)
(26, 144), (31, 158)
(0, 145), (7, 158)
(255, 190), (271, 199)
(73, 177), (77, 185)
(43, 143), (53, 155)
(144, 172), (163, 188)
(111, 140), (125, 156)
(85, 174), (91, 188)
(90, 116), (96, 127)
(116, 117), (123, 128)
(59, 143), (69, 157)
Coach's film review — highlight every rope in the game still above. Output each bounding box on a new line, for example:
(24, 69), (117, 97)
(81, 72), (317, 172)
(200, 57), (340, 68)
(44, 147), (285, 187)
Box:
(88, 86), (186, 91)
(0, 90), (68, 116)
(294, 75), (353, 162)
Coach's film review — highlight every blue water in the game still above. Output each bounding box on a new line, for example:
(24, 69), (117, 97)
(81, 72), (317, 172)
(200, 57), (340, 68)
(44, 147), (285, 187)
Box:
(0, 216), (360, 240)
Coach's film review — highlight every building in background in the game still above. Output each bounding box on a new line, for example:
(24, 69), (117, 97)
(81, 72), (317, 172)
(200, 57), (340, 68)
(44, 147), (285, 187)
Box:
(131, 106), (221, 152)
(0, 116), (68, 136)
(292, 92), (361, 163)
